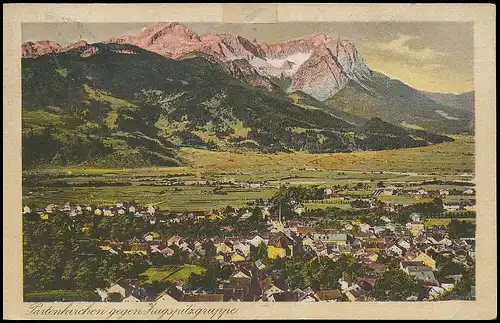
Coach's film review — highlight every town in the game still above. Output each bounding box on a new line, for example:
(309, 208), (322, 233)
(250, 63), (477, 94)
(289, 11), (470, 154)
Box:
(22, 183), (476, 303)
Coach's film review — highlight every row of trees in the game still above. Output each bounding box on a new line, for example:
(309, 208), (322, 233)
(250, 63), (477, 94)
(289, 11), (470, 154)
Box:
(23, 214), (150, 292)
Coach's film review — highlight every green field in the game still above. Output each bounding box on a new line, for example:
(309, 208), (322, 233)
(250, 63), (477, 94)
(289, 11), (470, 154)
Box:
(176, 135), (474, 174)
(139, 265), (205, 284)
(304, 202), (352, 210)
(23, 185), (276, 211)
(424, 218), (476, 228)
(443, 196), (476, 202)
(377, 195), (432, 205)
(22, 136), (474, 211)
(23, 289), (101, 302)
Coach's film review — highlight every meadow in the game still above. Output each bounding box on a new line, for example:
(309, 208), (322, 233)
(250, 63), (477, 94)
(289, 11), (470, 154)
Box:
(22, 136), (475, 211)
(178, 135), (474, 174)
(139, 264), (206, 284)
(23, 185), (276, 211)
(424, 218), (476, 228)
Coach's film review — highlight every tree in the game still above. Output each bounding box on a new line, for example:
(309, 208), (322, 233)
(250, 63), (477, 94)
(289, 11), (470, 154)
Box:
(250, 243), (268, 262)
(435, 255), (467, 279)
(376, 181), (385, 188)
(372, 269), (418, 301)
(448, 219), (475, 239)
(107, 292), (123, 302)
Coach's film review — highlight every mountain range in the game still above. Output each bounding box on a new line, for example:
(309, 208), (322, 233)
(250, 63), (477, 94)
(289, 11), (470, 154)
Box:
(21, 23), (472, 169)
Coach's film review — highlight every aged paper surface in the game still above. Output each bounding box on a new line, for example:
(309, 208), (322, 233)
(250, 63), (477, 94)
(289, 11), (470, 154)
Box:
(3, 3), (496, 320)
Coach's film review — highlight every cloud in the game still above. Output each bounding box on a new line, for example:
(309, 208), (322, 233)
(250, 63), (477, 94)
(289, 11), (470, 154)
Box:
(367, 34), (446, 62)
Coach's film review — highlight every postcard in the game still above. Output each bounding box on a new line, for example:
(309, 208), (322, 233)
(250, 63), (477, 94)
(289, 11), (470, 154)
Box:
(3, 3), (496, 320)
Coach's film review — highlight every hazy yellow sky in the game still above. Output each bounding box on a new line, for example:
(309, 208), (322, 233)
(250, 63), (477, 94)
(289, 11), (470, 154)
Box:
(22, 22), (474, 93)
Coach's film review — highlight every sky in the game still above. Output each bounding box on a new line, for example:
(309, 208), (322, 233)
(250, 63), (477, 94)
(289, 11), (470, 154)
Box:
(22, 22), (474, 93)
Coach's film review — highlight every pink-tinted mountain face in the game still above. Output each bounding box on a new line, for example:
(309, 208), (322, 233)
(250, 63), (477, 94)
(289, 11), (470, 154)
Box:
(22, 40), (62, 58)
(105, 23), (372, 100)
(22, 40), (89, 57)
(22, 23), (372, 101)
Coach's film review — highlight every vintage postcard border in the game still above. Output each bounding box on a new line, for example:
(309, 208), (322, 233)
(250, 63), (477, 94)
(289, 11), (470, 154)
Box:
(3, 3), (496, 320)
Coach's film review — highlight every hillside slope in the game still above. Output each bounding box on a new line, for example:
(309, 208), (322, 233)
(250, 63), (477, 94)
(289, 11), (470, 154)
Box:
(22, 43), (453, 169)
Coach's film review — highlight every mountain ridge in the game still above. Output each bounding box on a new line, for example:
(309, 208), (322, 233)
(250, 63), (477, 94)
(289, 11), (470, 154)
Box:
(21, 22), (472, 134)
(21, 42), (453, 169)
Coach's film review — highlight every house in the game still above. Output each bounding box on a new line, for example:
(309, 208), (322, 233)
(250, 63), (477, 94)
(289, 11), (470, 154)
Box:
(150, 242), (174, 256)
(315, 289), (343, 302)
(45, 204), (58, 213)
(167, 235), (183, 247)
(268, 291), (296, 302)
(23, 206), (31, 214)
(117, 209), (125, 215)
(297, 294), (317, 303)
(416, 188), (428, 196)
(464, 204), (475, 211)
(359, 223), (371, 233)
(231, 270), (252, 280)
(410, 213), (421, 222)
(401, 262), (436, 281)
(156, 287), (183, 302)
(215, 240), (234, 254)
(425, 285), (446, 300)
(365, 252), (378, 262)
(247, 234), (266, 247)
(106, 283), (127, 298)
(378, 186), (395, 196)
(103, 209), (113, 217)
(262, 285), (285, 301)
(128, 206), (136, 213)
(122, 295), (140, 302)
(240, 211), (253, 220)
(386, 244), (403, 256)
(267, 232), (294, 259)
(233, 242), (251, 257)
(296, 227), (317, 236)
(143, 232), (160, 242)
(357, 278), (377, 294)
(293, 204), (305, 215)
(462, 188), (475, 195)
(215, 252), (226, 262)
(405, 249), (437, 270)
(146, 205), (155, 215)
(410, 222), (425, 236)
(439, 278), (456, 291)
(94, 208), (103, 216)
(312, 233), (348, 245)
(443, 203), (461, 211)
(39, 212), (49, 220)
(258, 206), (270, 218)
(183, 293), (224, 302)
(397, 238), (411, 251)
(124, 243), (149, 255)
(384, 205), (396, 212)
(439, 189), (450, 196)
(255, 259), (267, 270)
(301, 235), (315, 248)
(95, 288), (109, 302)
(231, 251), (247, 263)
(343, 284), (367, 302)
(199, 240), (216, 257)
(366, 262), (386, 275)
(380, 216), (391, 223)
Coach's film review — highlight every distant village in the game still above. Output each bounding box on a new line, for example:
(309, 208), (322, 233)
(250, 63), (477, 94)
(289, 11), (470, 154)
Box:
(22, 183), (476, 303)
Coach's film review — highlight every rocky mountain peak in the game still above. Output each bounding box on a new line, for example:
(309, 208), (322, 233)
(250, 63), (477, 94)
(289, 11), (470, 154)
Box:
(21, 23), (371, 101)
(22, 40), (62, 57)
